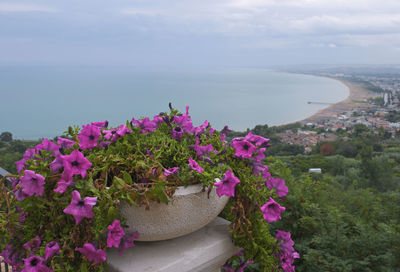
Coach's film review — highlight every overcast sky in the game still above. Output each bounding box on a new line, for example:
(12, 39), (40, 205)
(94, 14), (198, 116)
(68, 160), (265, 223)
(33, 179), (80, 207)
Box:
(1, 0), (400, 66)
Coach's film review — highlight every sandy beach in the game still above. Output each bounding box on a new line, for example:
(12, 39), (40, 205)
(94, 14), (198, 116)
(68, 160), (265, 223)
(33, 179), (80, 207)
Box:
(300, 78), (378, 124)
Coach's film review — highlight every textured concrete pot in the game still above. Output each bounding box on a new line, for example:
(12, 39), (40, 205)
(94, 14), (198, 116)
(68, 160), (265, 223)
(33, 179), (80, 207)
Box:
(120, 183), (229, 241)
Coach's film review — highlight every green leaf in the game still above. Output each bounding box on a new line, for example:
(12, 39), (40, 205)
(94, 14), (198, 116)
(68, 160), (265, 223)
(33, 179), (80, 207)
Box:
(122, 171), (133, 184)
(113, 176), (125, 190)
(79, 262), (89, 272)
(151, 181), (169, 204)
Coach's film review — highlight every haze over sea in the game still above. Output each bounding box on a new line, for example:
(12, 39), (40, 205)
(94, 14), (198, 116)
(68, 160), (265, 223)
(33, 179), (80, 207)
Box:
(0, 66), (348, 140)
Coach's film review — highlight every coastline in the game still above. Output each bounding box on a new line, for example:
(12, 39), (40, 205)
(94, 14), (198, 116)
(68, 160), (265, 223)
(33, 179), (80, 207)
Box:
(299, 77), (378, 124)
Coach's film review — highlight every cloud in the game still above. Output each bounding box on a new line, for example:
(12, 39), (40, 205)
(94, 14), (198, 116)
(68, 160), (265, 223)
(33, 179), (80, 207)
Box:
(0, 3), (56, 13)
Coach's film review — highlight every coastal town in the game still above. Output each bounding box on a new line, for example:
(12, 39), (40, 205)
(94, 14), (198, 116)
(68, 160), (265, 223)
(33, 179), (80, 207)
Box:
(276, 67), (400, 150)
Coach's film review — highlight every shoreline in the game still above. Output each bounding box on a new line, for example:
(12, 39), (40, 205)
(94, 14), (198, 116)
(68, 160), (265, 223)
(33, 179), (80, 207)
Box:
(299, 77), (378, 124)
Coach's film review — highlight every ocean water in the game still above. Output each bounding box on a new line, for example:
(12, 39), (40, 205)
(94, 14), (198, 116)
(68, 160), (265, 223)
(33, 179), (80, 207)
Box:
(0, 66), (348, 139)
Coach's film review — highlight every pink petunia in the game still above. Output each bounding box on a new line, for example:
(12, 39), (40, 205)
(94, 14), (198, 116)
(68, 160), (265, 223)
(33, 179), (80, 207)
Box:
(266, 178), (288, 198)
(78, 124), (101, 150)
(62, 149), (92, 178)
(63, 190), (97, 224)
(214, 170), (240, 197)
(260, 198), (285, 223)
(75, 243), (106, 264)
(189, 158), (204, 174)
(232, 140), (257, 159)
(20, 170), (46, 197)
(107, 220), (125, 248)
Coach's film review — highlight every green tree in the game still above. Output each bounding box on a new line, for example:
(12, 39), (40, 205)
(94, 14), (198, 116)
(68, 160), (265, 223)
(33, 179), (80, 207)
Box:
(0, 131), (12, 142)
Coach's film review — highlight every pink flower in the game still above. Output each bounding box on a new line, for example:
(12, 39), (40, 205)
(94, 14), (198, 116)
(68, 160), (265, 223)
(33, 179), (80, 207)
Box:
(164, 167), (180, 177)
(75, 243), (106, 264)
(49, 153), (64, 174)
(63, 190), (97, 224)
(57, 137), (75, 149)
(171, 126), (184, 140)
(132, 117), (159, 133)
(103, 125), (132, 142)
(266, 178), (288, 198)
(107, 220), (125, 248)
(254, 147), (266, 162)
(245, 132), (270, 147)
(35, 138), (59, 153)
(62, 149), (92, 178)
(22, 255), (53, 272)
(53, 169), (74, 194)
(44, 241), (60, 260)
(91, 120), (108, 128)
(20, 170), (46, 197)
(194, 120), (209, 136)
(275, 230), (299, 272)
(214, 170), (240, 197)
(78, 124), (101, 150)
(252, 161), (271, 180)
(193, 140), (215, 159)
(232, 140), (257, 159)
(15, 148), (37, 173)
(189, 158), (204, 173)
(260, 198), (285, 223)
(23, 235), (41, 252)
(173, 107), (194, 133)
(118, 232), (139, 256)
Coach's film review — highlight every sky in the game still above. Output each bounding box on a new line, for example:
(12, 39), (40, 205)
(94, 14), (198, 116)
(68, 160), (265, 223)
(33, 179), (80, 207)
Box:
(1, 0), (400, 67)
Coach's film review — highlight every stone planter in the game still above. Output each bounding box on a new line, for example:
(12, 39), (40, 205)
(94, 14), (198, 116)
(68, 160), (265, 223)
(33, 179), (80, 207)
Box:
(120, 183), (229, 241)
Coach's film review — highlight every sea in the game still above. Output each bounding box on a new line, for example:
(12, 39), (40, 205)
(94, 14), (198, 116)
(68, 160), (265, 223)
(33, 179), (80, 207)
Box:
(0, 66), (349, 140)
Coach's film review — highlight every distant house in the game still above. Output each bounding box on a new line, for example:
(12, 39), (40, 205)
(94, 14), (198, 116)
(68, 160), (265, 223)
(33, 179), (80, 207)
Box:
(308, 168), (322, 174)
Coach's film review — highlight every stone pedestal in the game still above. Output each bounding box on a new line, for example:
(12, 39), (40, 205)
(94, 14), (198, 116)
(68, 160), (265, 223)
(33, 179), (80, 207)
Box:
(107, 217), (239, 272)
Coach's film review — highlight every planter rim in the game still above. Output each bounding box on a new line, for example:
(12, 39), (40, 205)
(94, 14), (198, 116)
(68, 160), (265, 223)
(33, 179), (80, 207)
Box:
(173, 179), (220, 196)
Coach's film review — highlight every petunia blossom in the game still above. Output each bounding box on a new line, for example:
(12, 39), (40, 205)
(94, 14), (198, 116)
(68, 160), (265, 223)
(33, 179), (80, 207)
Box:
(193, 140), (215, 159)
(62, 149), (92, 178)
(232, 140), (257, 159)
(275, 230), (299, 272)
(254, 148), (266, 162)
(118, 232), (139, 256)
(23, 235), (41, 252)
(171, 126), (184, 140)
(16, 148), (37, 173)
(214, 170), (240, 197)
(189, 158), (204, 174)
(275, 230), (295, 253)
(22, 255), (53, 272)
(20, 170), (46, 197)
(75, 243), (106, 264)
(57, 137), (75, 149)
(266, 177), (288, 198)
(44, 241), (60, 260)
(173, 107), (194, 133)
(103, 125), (132, 142)
(78, 124), (101, 150)
(15, 158), (27, 173)
(91, 120), (108, 128)
(63, 190), (97, 224)
(260, 198), (285, 223)
(252, 161), (271, 180)
(194, 120), (209, 136)
(131, 117), (159, 133)
(0, 244), (22, 267)
(245, 132), (270, 147)
(164, 167), (179, 177)
(49, 153), (64, 174)
(53, 169), (74, 194)
(107, 220), (125, 248)
(35, 138), (59, 153)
